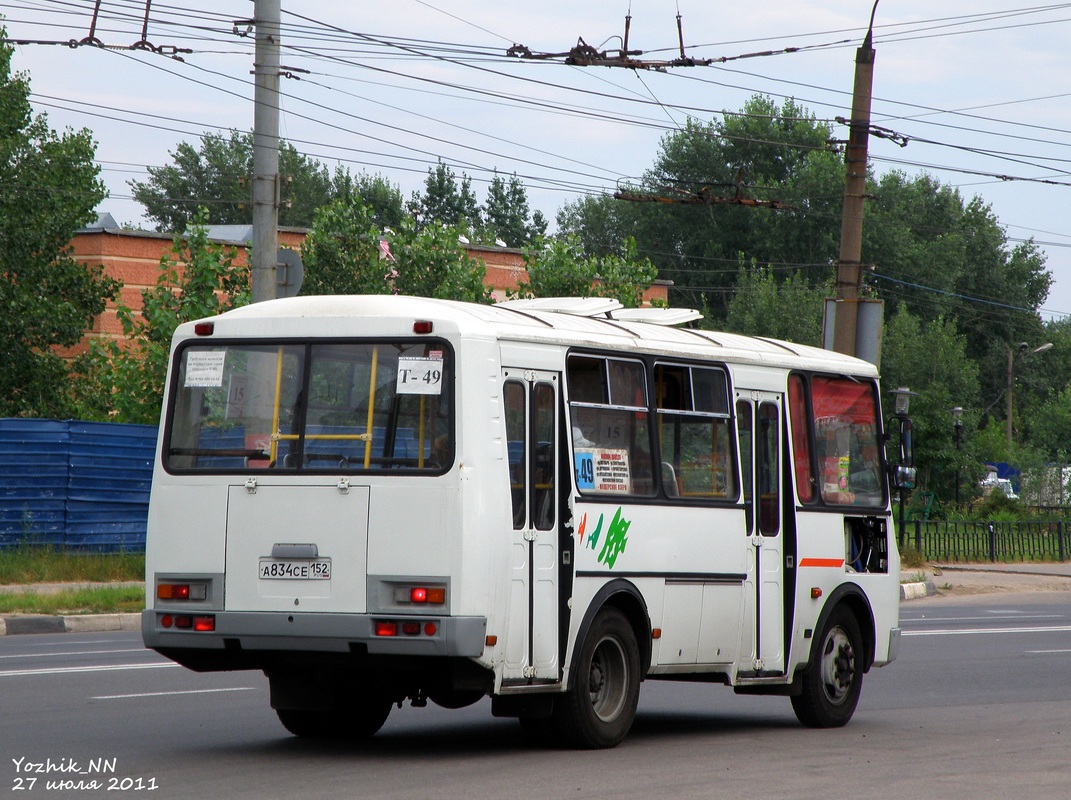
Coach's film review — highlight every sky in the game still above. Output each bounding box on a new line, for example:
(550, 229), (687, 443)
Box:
(4, 1), (1071, 321)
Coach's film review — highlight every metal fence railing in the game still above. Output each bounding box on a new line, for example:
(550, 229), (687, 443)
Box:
(902, 520), (1070, 563)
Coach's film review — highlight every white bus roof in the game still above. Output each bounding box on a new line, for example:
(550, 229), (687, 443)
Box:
(182, 295), (878, 378)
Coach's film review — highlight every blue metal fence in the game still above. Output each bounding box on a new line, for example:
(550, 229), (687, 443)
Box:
(0, 419), (156, 552)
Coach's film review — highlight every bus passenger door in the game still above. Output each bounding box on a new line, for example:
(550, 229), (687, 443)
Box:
(503, 370), (560, 683)
(737, 391), (785, 675)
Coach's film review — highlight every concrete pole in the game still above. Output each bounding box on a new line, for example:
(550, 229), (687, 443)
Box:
(831, 6), (877, 357)
(251, 0), (280, 303)
(1006, 346), (1014, 451)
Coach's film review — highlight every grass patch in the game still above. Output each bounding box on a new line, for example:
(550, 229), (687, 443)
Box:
(0, 585), (145, 615)
(899, 546), (926, 569)
(0, 546), (144, 585)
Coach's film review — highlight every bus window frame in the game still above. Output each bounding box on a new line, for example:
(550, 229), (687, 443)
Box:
(792, 371), (888, 510)
(161, 336), (456, 477)
(653, 360), (738, 503)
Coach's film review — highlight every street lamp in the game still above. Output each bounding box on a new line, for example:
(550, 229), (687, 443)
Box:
(952, 406), (963, 505)
(1006, 342), (1053, 450)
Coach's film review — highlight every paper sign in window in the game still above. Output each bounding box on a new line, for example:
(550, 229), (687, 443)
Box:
(396, 357), (444, 395)
(575, 448), (631, 494)
(184, 351), (226, 387)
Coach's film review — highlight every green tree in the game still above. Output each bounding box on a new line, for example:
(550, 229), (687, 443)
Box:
(724, 263), (827, 345)
(482, 171), (547, 247)
(408, 161), (481, 231)
(76, 211), (250, 423)
(300, 198), (490, 302)
(518, 235), (657, 308)
(299, 200), (385, 296)
(0, 30), (119, 418)
(389, 218), (491, 303)
(130, 130), (375, 233)
(558, 96), (842, 317)
(330, 169), (405, 231)
(880, 307), (981, 501)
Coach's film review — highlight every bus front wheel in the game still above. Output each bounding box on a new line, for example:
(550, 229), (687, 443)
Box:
(791, 605), (863, 728)
(553, 607), (640, 749)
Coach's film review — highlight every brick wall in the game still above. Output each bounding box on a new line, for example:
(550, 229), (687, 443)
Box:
(67, 227), (670, 354)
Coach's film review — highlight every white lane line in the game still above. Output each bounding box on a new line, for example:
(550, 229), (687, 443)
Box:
(903, 625), (1071, 637)
(92, 687), (257, 700)
(0, 662), (180, 678)
(1026, 649), (1071, 654)
(901, 614), (1066, 623)
(0, 648), (148, 660)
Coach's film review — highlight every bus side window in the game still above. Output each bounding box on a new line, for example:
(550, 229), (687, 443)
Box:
(655, 363), (735, 500)
(788, 374), (816, 503)
(532, 383), (556, 531)
(567, 354), (654, 498)
(504, 381), (527, 529)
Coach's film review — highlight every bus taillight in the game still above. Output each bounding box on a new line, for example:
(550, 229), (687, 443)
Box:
(394, 585), (446, 605)
(159, 613), (215, 631)
(157, 581), (207, 601)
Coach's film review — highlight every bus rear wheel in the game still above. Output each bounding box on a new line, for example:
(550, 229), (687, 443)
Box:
(276, 698), (392, 740)
(553, 607), (640, 749)
(791, 605), (863, 728)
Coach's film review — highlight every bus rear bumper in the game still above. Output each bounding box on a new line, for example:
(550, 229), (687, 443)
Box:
(141, 609), (487, 659)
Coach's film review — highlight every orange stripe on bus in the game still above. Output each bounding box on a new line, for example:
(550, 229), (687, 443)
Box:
(798, 558), (845, 568)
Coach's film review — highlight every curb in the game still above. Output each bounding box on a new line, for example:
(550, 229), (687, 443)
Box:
(0, 613), (141, 636)
(900, 578), (936, 601)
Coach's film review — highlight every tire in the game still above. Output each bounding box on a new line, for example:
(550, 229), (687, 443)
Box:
(553, 607), (641, 749)
(791, 605), (864, 728)
(276, 698), (392, 740)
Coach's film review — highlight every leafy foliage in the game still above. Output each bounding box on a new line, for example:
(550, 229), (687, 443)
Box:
(407, 161), (481, 231)
(518, 235), (657, 308)
(129, 130), (394, 233)
(0, 32), (118, 418)
(880, 307), (981, 497)
(300, 197), (490, 302)
(724, 263), (827, 345)
(75, 210), (249, 423)
(482, 171), (548, 247)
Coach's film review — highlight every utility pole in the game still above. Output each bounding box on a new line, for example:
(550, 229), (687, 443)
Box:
(251, 0), (280, 303)
(831, 3), (878, 357)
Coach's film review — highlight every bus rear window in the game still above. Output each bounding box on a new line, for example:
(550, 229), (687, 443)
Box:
(165, 340), (452, 473)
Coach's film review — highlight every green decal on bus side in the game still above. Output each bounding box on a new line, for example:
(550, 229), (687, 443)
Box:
(577, 508), (631, 569)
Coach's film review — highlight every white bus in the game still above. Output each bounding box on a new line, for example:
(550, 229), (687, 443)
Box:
(142, 294), (911, 749)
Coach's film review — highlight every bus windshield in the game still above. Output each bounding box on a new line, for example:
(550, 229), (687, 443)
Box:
(164, 339), (453, 473)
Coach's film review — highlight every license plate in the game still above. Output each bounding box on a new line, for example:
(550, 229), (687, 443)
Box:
(259, 558), (332, 580)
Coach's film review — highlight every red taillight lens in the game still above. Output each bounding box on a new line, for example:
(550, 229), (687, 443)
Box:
(413, 320), (433, 334)
(410, 587), (427, 603)
(194, 322), (214, 336)
(174, 615), (193, 629)
(375, 621), (398, 637)
(157, 582), (207, 601)
(193, 616), (215, 632)
(401, 622), (421, 636)
(424, 622), (437, 636)
(160, 614), (173, 628)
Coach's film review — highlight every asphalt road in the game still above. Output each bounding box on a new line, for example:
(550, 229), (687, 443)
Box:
(2, 590), (1070, 799)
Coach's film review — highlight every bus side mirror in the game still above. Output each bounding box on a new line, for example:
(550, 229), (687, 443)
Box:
(893, 418), (915, 489)
(898, 418), (913, 468)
